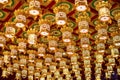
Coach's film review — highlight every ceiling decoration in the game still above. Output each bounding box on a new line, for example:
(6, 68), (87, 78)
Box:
(0, 0), (120, 80)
